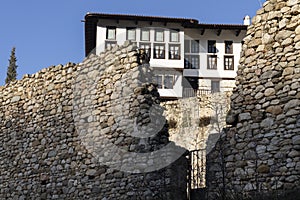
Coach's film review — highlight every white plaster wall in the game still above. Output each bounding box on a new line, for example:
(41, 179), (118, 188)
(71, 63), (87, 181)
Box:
(220, 80), (236, 92)
(95, 20), (246, 98)
(96, 27), (106, 54)
(153, 69), (183, 98)
(150, 30), (184, 69)
(96, 23), (185, 69)
(183, 29), (246, 79)
(198, 79), (236, 92)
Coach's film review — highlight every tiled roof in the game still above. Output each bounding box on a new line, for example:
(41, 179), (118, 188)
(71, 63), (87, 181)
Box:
(85, 12), (199, 24)
(186, 23), (247, 29)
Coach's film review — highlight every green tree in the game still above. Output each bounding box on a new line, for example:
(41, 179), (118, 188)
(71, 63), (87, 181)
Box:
(5, 47), (18, 84)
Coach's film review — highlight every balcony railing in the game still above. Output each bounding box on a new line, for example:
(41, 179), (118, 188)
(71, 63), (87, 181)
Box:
(183, 88), (216, 98)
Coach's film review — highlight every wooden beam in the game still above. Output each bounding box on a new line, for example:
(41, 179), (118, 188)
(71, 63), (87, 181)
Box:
(235, 29), (241, 37)
(200, 28), (205, 35)
(217, 29), (222, 36)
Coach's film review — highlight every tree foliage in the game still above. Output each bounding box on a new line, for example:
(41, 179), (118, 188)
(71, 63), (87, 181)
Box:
(5, 47), (18, 84)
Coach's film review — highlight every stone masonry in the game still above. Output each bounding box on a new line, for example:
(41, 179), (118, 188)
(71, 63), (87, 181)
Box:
(162, 92), (231, 189)
(162, 92), (231, 152)
(207, 0), (300, 198)
(0, 41), (187, 199)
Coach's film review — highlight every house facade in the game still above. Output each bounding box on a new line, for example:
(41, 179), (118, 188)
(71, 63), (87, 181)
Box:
(84, 13), (248, 99)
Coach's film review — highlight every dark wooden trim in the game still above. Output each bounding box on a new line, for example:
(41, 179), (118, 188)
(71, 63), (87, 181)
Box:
(235, 29), (241, 36)
(200, 28), (205, 35)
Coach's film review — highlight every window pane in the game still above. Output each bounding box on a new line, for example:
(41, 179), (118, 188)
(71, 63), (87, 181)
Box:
(225, 41), (233, 54)
(141, 29), (150, 41)
(154, 75), (163, 89)
(154, 44), (165, 59)
(190, 55), (199, 69)
(184, 40), (190, 53)
(208, 40), (216, 53)
(107, 28), (116, 40)
(184, 56), (190, 69)
(105, 41), (117, 49)
(224, 56), (234, 70)
(208, 55), (217, 69)
(191, 40), (199, 53)
(127, 28), (136, 41)
(155, 30), (164, 42)
(140, 43), (151, 58)
(170, 30), (179, 42)
(169, 44), (180, 59)
(164, 75), (174, 89)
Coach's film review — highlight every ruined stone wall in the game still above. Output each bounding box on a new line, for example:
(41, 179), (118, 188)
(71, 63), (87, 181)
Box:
(207, 0), (300, 198)
(162, 92), (231, 152)
(0, 42), (187, 199)
(161, 92), (231, 189)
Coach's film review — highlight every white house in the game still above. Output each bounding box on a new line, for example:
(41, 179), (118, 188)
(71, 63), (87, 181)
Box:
(84, 13), (248, 99)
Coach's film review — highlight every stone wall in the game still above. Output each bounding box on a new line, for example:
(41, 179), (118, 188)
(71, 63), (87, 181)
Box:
(0, 41), (187, 199)
(162, 92), (231, 152)
(207, 0), (300, 198)
(161, 92), (231, 189)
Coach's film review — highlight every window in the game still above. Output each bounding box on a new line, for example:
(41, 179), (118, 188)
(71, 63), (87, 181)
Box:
(127, 28), (136, 41)
(207, 55), (217, 69)
(169, 44), (180, 59)
(224, 56), (234, 70)
(211, 80), (220, 93)
(154, 75), (163, 89)
(184, 55), (199, 69)
(184, 40), (200, 68)
(105, 41), (117, 49)
(164, 75), (174, 89)
(139, 43), (151, 58)
(225, 41), (233, 54)
(191, 40), (199, 53)
(208, 40), (216, 53)
(154, 74), (174, 89)
(154, 44), (165, 59)
(155, 29), (164, 42)
(190, 56), (199, 69)
(184, 40), (199, 53)
(141, 29), (150, 41)
(170, 29), (179, 42)
(106, 27), (116, 40)
(184, 40), (190, 52)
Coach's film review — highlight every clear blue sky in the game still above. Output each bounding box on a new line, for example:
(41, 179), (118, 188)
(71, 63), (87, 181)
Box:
(0, 0), (265, 85)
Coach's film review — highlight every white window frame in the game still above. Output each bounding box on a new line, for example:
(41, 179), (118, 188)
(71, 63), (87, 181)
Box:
(154, 74), (175, 89)
(207, 55), (217, 70)
(126, 28), (136, 41)
(139, 42), (151, 58)
(154, 43), (165, 59)
(141, 28), (150, 41)
(170, 29), (179, 42)
(155, 29), (164, 42)
(105, 41), (117, 49)
(169, 44), (180, 60)
(106, 27), (116, 40)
